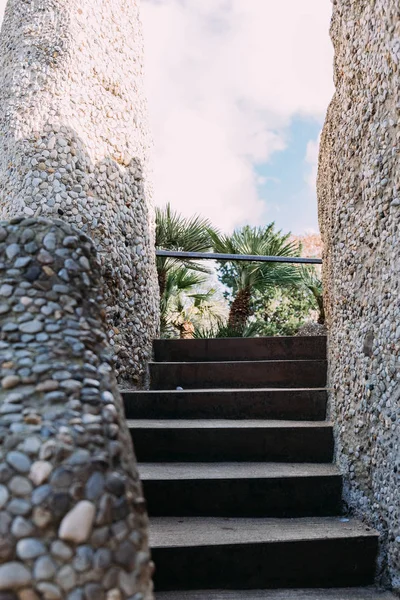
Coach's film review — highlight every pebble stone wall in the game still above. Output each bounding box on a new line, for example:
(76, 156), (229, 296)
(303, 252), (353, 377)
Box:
(0, 218), (154, 600)
(0, 0), (159, 387)
(318, 0), (400, 590)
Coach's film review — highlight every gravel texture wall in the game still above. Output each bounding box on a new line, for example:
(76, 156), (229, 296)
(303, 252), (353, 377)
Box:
(0, 0), (159, 387)
(0, 217), (154, 600)
(318, 0), (400, 590)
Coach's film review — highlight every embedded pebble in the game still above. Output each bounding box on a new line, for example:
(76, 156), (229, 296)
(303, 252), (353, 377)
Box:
(56, 565), (77, 591)
(1, 376), (21, 389)
(29, 461), (53, 486)
(0, 562), (31, 590)
(58, 501), (96, 543)
(33, 555), (57, 580)
(19, 321), (44, 334)
(6, 451), (31, 473)
(36, 583), (62, 600)
(17, 538), (46, 560)
(7, 498), (31, 516)
(9, 476), (33, 496)
(11, 516), (35, 538)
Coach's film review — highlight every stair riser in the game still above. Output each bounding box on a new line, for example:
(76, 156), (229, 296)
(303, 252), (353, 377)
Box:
(152, 537), (378, 591)
(142, 476), (343, 517)
(123, 390), (327, 421)
(130, 427), (334, 463)
(150, 361), (327, 390)
(154, 337), (327, 362)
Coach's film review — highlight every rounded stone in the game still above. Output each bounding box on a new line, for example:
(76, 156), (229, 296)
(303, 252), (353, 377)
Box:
(105, 472), (126, 497)
(32, 483), (52, 505)
(50, 540), (73, 561)
(7, 499), (31, 517)
(73, 546), (93, 572)
(35, 583), (62, 600)
(0, 563), (31, 590)
(29, 461), (53, 486)
(11, 517), (35, 538)
(1, 376), (21, 390)
(58, 501), (96, 543)
(106, 590), (122, 600)
(9, 476), (33, 497)
(85, 472), (105, 501)
(16, 538), (46, 560)
(6, 452), (32, 474)
(32, 507), (52, 529)
(33, 555), (57, 580)
(19, 321), (44, 334)
(55, 565), (76, 591)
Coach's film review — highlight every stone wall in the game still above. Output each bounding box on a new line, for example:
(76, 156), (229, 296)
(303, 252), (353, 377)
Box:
(0, 0), (159, 387)
(0, 218), (153, 600)
(318, 0), (400, 590)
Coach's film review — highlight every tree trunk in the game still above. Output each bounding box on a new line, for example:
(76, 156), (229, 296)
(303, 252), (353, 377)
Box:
(316, 295), (325, 325)
(228, 286), (252, 334)
(158, 268), (167, 298)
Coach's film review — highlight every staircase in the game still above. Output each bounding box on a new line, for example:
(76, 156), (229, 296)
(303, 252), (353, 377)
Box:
(122, 336), (393, 599)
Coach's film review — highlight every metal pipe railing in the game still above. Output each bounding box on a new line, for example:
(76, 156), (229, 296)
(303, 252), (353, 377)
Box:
(156, 249), (322, 265)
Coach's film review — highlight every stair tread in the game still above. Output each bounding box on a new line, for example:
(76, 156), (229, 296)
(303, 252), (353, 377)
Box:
(150, 517), (377, 548)
(155, 589), (396, 599)
(128, 419), (332, 429)
(150, 359), (326, 365)
(124, 387), (327, 394)
(156, 589), (395, 599)
(139, 462), (340, 480)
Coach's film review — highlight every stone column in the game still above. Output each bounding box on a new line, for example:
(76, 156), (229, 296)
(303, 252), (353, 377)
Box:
(318, 0), (400, 589)
(0, 0), (159, 387)
(0, 218), (153, 600)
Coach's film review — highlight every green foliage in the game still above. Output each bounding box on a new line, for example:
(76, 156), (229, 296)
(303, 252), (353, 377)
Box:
(156, 204), (217, 297)
(211, 224), (301, 295)
(211, 224), (302, 333)
(193, 320), (265, 339)
(298, 265), (325, 324)
(155, 205), (324, 339)
(254, 285), (318, 336)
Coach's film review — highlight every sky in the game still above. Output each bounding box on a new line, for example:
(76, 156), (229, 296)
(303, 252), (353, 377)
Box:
(0, 0), (334, 235)
(141, 0), (334, 234)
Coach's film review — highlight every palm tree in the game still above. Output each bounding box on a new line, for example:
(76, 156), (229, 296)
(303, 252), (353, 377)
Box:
(160, 266), (225, 338)
(210, 224), (301, 334)
(155, 204), (216, 297)
(299, 265), (325, 324)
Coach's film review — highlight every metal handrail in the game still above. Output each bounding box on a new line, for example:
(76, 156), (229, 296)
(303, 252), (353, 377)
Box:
(156, 249), (322, 265)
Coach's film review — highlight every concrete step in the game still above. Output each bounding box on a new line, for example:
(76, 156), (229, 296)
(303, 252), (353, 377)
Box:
(150, 516), (378, 591)
(156, 588), (396, 599)
(139, 462), (342, 517)
(129, 420), (334, 463)
(123, 388), (327, 421)
(149, 360), (327, 390)
(154, 336), (327, 362)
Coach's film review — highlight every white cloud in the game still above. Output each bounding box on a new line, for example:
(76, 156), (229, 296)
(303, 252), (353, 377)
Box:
(305, 134), (321, 192)
(142, 0), (334, 231)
